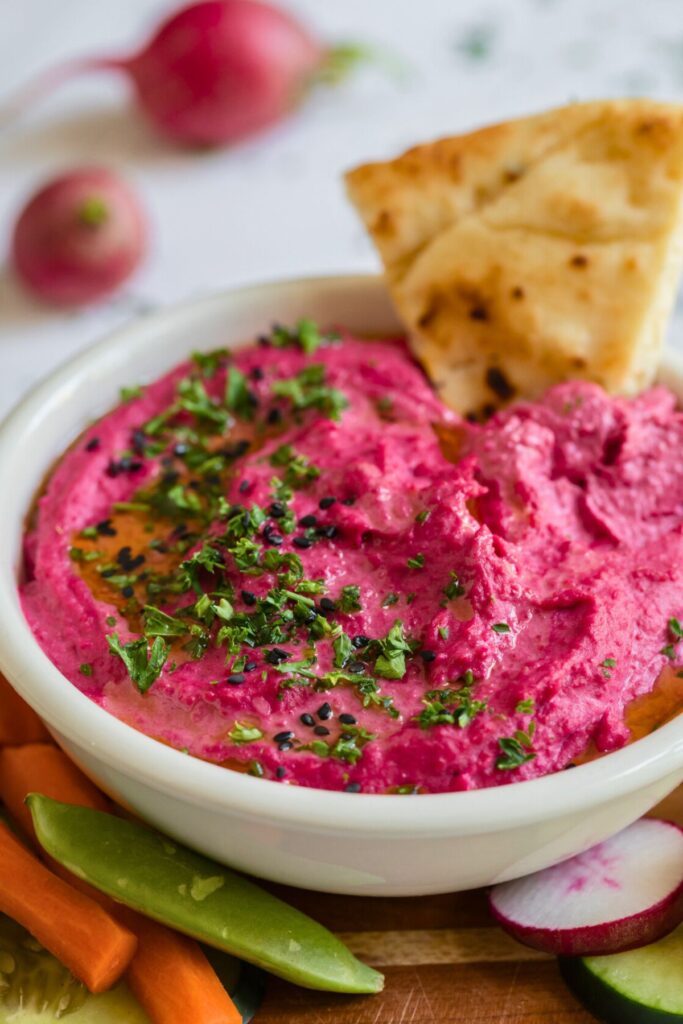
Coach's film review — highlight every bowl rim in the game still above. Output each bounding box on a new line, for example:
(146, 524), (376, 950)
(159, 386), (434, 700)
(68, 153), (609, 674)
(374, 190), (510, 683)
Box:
(0, 272), (682, 837)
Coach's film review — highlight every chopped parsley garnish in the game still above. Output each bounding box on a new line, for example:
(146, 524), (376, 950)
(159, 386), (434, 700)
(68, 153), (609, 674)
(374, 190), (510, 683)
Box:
(107, 633), (169, 693)
(271, 364), (348, 421)
(669, 617), (683, 638)
(496, 723), (536, 770)
(192, 348), (228, 378)
(225, 367), (255, 419)
(600, 657), (616, 679)
(303, 725), (375, 765)
(407, 553), (425, 569)
(373, 620), (413, 680)
(338, 585), (362, 613)
(270, 319), (336, 355)
(492, 622), (511, 634)
(79, 663), (93, 676)
(269, 445), (321, 489)
(438, 625), (450, 641)
(444, 571), (465, 600)
(228, 722), (264, 745)
(515, 698), (535, 714)
(661, 644), (677, 660)
(417, 684), (486, 730)
(142, 605), (189, 638)
(415, 509), (431, 525)
(120, 385), (144, 402)
(382, 592), (399, 608)
(333, 631), (354, 668)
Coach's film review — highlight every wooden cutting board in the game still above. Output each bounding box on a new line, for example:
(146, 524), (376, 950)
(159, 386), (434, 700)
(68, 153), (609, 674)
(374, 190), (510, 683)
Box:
(256, 785), (683, 1023)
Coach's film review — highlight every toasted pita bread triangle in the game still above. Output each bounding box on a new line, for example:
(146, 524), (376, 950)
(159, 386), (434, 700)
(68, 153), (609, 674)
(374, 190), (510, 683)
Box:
(346, 100), (683, 416)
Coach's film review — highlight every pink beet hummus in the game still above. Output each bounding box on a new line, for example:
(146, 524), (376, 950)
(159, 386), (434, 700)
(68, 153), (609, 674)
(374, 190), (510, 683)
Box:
(20, 326), (683, 793)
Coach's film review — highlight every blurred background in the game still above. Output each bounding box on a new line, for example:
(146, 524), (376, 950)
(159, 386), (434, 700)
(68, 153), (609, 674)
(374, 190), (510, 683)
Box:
(2, 0), (683, 417)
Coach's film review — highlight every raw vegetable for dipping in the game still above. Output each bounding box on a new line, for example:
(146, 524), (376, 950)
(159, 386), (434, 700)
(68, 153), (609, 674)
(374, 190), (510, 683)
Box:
(560, 923), (683, 1023)
(489, 818), (683, 955)
(0, 821), (137, 992)
(12, 168), (146, 307)
(4, 0), (371, 147)
(0, 674), (48, 746)
(28, 795), (384, 994)
(0, 743), (242, 1024)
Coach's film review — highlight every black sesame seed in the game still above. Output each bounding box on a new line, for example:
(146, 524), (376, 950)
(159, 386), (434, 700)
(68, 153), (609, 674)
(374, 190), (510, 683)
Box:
(347, 661), (365, 674)
(244, 661), (258, 672)
(319, 597), (337, 613)
(227, 673), (245, 685)
(250, 366), (265, 381)
(85, 437), (100, 452)
(319, 496), (336, 510)
(345, 782), (362, 793)
(339, 713), (357, 725)
(268, 501), (286, 519)
(266, 407), (282, 425)
(317, 702), (332, 721)
(317, 524), (338, 540)
(238, 479), (251, 494)
(313, 725), (330, 736)
(300, 713), (315, 727)
(275, 766), (286, 779)
(293, 536), (312, 550)
(419, 650), (436, 662)
(265, 648), (289, 666)
(274, 730), (294, 743)
(116, 546), (133, 565)
(121, 586), (134, 598)
(278, 741), (293, 752)
(96, 519), (117, 537)
(100, 569), (116, 578)
(241, 590), (256, 606)
(299, 514), (317, 528)
(352, 634), (370, 648)
(263, 525), (283, 546)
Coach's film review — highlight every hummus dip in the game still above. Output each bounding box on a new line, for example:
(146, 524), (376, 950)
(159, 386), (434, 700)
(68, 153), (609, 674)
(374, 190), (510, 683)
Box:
(21, 325), (683, 793)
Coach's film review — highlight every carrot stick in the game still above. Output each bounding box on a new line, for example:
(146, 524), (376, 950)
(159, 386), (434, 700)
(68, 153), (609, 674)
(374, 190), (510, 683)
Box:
(0, 673), (49, 745)
(0, 821), (136, 992)
(0, 743), (109, 840)
(3, 742), (241, 1024)
(117, 908), (242, 1024)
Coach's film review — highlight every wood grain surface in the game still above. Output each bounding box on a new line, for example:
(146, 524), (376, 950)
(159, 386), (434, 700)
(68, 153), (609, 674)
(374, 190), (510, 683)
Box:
(255, 785), (683, 1023)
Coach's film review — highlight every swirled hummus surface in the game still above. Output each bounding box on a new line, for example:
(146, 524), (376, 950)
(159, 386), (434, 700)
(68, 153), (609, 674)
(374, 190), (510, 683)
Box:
(20, 325), (683, 792)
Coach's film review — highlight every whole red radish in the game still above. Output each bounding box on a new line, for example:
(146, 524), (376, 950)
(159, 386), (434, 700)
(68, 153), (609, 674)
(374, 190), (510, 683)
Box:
(12, 168), (146, 307)
(3, 0), (369, 147)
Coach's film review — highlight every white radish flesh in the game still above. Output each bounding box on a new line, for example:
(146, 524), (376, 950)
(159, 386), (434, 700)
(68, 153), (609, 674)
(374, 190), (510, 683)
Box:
(489, 818), (683, 955)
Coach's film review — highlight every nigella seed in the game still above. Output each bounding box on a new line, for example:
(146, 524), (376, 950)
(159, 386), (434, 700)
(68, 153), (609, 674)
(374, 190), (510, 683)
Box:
(227, 673), (245, 685)
(300, 713), (315, 727)
(100, 569), (116, 578)
(317, 702), (332, 721)
(96, 519), (116, 536)
(265, 648), (289, 665)
(278, 741), (293, 752)
(299, 514), (317, 528)
(319, 496), (336, 510)
(273, 731), (294, 743)
(319, 597), (336, 613)
(85, 437), (101, 452)
(121, 586), (134, 598)
(419, 650), (436, 662)
(244, 661), (258, 672)
(241, 589), (256, 606)
(263, 525), (283, 546)
(268, 502), (286, 519)
(317, 525), (338, 540)
(345, 782), (362, 793)
(275, 766), (286, 779)
(238, 479), (251, 494)
(293, 536), (312, 550)
(352, 634), (370, 648)
(339, 713), (357, 725)
(313, 725), (330, 736)
(266, 407), (282, 425)
(347, 661), (365, 674)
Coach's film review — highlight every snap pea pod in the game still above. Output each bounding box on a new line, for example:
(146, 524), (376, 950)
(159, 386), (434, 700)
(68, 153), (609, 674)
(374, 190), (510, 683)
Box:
(28, 795), (383, 995)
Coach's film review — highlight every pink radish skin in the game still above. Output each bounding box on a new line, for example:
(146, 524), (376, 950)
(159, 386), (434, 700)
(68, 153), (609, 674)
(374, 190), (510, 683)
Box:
(12, 168), (146, 307)
(489, 818), (683, 956)
(5, 1), (365, 147)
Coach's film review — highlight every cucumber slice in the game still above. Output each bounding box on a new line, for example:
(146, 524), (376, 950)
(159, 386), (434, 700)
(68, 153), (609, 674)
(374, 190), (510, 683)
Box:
(560, 923), (683, 1023)
(0, 914), (264, 1023)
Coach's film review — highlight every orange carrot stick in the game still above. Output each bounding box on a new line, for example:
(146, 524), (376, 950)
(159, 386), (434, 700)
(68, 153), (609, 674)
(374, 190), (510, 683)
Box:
(0, 821), (136, 992)
(0, 673), (49, 745)
(0, 743), (109, 839)
(2, 742), (241, 1023)
(117, 909), (242, 1024)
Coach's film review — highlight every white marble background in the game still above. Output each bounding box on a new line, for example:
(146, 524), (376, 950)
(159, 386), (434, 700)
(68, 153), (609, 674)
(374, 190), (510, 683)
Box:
(1, 0), (683, 417)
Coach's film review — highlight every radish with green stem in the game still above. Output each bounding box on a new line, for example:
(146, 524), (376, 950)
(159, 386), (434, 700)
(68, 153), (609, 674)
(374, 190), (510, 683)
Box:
(489, 818), (683, 956)
(2, 0), (375, 147)
(11, 168), (146, 307)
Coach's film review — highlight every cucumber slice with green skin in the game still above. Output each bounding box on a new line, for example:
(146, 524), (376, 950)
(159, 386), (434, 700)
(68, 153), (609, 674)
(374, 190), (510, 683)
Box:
(0, 913), (264, 1023)
(560, 923), (683, 1023)
(28, 795), (383, 994)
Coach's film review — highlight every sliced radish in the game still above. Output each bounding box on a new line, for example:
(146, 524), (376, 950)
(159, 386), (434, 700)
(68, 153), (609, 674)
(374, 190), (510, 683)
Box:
(489, 818), (683, 956)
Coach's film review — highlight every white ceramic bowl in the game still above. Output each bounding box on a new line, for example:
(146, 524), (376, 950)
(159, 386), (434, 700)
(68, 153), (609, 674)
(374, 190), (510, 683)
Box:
(0, 275), (682, 897)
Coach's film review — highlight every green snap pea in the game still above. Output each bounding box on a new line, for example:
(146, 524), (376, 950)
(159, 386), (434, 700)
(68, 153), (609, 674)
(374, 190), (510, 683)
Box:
(28, 795), (383, 995)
